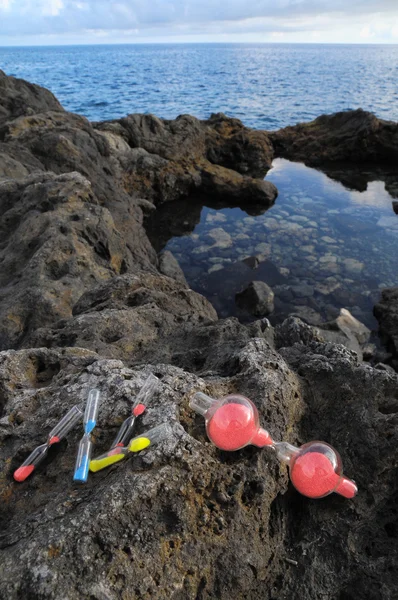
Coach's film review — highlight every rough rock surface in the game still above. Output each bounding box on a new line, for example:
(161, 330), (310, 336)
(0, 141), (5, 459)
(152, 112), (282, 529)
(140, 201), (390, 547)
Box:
(0, 71), (397, 600)
(95, 112), (277, 207)
(270, 108), (398, 165)
(158, 250), (188, 287)
(374, 287), (398, 371)
(0, 70), (63, 126)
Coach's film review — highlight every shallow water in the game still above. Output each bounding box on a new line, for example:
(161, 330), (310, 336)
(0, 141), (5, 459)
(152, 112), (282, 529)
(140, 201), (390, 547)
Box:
(154, 159), (398, 329)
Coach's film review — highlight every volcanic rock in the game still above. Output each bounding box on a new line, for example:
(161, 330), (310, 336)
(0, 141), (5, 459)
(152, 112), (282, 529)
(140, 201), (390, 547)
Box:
(158, 250), (188, 287)
(374, 287), (398, 370)
(0, 69), (63, 126)
(0, 70), (397, 600)
(270, 108), (398, 165)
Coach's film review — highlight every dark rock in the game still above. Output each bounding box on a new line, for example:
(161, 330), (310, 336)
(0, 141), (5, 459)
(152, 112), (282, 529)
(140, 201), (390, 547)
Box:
(277, 341), (398, 600)
(0, 172), (153, 351)
(204, 112), (274, 177)
(0, 69), (63, 126)
(290, 283), (315, 299)
(0, 71), (398, 600)
(275, 316), (324, 348)
(374, 287), (398, 370)
(290, 306), (324, 326)
(362, 343), (377, 360)
(317, 327), (362, 359)
(29, 274), (218, 367)
(392, 200), (398, 214)
(200, 161), (278, 206)
(235, 281), (275, 316)
(0, 342), (304, 600)
(270, 108), (398, 166)
(158, 250), (188, 287)
(242, 256), (259, 269)
(96, 111), (275, 208)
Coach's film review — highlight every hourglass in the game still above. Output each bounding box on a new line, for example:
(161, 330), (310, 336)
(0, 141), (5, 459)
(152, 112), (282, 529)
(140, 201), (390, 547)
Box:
(190, 392), (357, 499)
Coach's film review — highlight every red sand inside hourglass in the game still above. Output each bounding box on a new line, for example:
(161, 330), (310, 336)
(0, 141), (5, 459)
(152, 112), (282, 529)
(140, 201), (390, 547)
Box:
(290, 452), (358, 499)
(207, 402), (272, 450)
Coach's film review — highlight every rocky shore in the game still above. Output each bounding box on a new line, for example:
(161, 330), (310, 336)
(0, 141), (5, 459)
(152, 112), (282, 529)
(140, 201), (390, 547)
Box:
(0, 70), (397, 600)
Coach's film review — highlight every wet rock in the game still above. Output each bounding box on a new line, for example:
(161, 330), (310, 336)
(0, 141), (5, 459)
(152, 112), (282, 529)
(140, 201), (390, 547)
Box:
(200, 162), (278, 206)
(290, 306), (324, 326)
(343, 258), (364, 275)
(235, 281), (275, 316)
(393, 200), (398, 214)
(242, 256), (259, 270)
(290, 284), (315, 299)
(204, 227), (233, 249)
(208, 263), (224, 274)
(158, 250), (188, 287)
(377, 215), (398, 230)
(362, 343), (377, 360)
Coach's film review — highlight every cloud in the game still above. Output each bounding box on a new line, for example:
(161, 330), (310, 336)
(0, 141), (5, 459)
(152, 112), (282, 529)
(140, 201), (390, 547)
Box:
(0, 0), (12, 11)
(42, 0), (64, 17)
(0, 0), (397, 42)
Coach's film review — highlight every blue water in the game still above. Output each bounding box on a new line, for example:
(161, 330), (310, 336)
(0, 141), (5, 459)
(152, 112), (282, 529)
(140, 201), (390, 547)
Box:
(1, 43), (398, 329)
(1, 44), (398, 129)
(161, 159), (398, 328)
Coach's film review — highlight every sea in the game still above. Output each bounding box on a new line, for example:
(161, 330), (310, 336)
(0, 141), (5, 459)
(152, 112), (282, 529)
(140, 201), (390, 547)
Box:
(1, 43), (398, 330)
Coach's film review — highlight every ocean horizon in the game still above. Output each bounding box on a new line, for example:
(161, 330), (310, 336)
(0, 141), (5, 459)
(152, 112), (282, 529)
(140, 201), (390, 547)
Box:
(1, 43), (397, 128)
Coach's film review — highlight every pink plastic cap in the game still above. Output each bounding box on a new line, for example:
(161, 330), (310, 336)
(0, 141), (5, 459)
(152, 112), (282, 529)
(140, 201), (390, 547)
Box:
(133, 404), (146, 417)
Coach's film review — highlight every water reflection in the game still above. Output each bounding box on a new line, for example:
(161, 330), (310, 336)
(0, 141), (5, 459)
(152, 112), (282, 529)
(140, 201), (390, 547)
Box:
(149, 159), (398, 329)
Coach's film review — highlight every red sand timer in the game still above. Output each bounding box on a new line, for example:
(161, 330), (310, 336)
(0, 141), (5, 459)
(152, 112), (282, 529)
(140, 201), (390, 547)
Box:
(191, 392), (358, 499)
(273, 441), (358, 499)
(190, 392), (273, 450)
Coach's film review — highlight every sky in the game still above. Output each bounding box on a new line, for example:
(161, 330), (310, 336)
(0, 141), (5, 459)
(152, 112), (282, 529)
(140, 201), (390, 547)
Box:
(1, 0), (398, 46)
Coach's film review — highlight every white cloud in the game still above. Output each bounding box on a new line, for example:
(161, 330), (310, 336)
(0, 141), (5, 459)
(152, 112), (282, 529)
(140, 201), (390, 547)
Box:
(360, 25), (375, 38)
(42, 0), (64, 16)
(0, 0), (12, 11)
(0, 0), (398, 43)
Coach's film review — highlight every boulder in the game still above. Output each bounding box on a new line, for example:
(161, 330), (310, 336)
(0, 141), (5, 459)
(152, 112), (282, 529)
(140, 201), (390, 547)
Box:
(319, 308), (371, 348)
(235, 281), (275, 316)
(200, 161), (278, 206)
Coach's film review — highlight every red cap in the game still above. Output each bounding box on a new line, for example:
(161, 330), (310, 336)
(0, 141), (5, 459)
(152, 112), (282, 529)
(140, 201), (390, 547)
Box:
(133, 404), (146, 417)
(14, 464), (35, 482)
